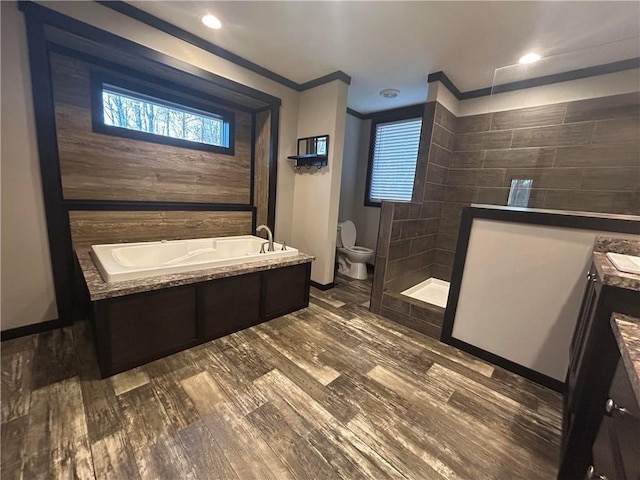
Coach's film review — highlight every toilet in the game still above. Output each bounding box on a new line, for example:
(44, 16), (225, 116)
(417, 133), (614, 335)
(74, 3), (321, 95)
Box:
(336, 220), (374, 280)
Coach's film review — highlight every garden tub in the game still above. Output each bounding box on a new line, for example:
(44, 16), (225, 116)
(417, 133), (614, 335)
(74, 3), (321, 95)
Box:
(91, 235), (298, 283)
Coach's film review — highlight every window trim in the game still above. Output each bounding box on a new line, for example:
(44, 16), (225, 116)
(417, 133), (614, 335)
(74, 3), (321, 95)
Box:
(364, 104), (425, 207)
(90, 73), (235, 155)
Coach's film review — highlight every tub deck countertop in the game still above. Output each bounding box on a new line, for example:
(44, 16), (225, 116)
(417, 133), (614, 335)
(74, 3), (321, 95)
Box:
(76, 249), (315, 301)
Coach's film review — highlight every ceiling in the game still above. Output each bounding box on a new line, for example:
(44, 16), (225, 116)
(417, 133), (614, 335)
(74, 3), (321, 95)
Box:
(129, 1), (640, 113)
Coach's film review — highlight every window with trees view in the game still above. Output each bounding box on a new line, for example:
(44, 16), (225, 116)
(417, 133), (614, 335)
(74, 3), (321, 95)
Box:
(92, 78), (233, 154)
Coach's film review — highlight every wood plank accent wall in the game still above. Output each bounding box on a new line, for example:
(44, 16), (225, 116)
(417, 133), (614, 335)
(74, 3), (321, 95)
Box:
(20, 5), (280, 328)
(254, 110), (271, 228)
(68, 211), (252, 248)
(50, 53), (253, 205)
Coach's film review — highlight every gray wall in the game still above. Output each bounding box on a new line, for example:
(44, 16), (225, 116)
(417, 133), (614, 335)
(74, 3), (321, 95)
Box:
(339, 115), (380, 253)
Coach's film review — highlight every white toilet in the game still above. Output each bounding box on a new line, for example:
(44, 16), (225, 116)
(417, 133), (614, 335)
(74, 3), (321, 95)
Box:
(336, 220), (374, 280)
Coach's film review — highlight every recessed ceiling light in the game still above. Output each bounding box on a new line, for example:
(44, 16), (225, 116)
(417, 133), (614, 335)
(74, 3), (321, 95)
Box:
(380, 88), (400, 98)
(519, 52), (541, 64)
(201, 14), (222, 30)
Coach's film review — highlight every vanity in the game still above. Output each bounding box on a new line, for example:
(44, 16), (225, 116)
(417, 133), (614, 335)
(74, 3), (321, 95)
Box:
(559, 237), (640, 480)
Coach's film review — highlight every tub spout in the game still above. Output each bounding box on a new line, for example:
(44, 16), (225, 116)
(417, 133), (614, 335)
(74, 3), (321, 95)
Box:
(256, 225), (274, 252)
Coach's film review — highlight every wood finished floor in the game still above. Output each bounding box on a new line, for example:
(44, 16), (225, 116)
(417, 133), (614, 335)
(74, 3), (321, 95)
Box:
(1, 274), (562, 479)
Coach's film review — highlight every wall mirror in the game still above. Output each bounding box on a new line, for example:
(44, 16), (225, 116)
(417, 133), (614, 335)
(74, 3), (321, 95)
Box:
(297, 135), (328, 157)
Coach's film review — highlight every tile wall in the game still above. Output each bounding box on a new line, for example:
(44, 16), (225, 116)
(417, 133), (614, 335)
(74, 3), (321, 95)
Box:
(371, 92), (639, 339)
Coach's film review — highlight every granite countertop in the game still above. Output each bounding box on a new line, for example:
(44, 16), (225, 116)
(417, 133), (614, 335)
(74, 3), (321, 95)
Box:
(592, 236), (640, 292)
(77, 250), (314, 301)
(611, 313), (640, 405)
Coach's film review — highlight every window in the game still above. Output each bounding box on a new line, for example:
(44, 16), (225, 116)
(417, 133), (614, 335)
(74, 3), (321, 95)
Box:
(92, 76), (234, 154)
(366, 116), (422, 206)
(507, 178), (533, 207)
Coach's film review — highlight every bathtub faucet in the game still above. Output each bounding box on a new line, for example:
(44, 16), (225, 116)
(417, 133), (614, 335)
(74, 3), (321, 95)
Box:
(256, 224), (274, 252)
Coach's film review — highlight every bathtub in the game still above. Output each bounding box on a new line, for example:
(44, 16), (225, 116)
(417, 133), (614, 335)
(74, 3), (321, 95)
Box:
(401, 277), (450, 308)
(91, 235), (298, 283)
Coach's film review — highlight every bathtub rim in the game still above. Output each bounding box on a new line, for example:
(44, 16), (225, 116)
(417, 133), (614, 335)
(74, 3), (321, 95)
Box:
(91, 235), (298, 284)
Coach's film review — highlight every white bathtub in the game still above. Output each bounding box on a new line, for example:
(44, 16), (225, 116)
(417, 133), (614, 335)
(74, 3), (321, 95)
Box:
(91, 235), (298, 283)
(401, 277), (450, 308)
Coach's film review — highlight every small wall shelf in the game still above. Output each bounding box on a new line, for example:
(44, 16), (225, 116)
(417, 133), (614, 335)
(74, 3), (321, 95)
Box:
(289, 134), (329, 170)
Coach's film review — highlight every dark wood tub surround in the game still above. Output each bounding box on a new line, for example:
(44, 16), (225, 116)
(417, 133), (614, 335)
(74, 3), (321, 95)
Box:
(77, 251), (313, 377)
(371, 92), (640, 341)
(19, 2), (282, 331)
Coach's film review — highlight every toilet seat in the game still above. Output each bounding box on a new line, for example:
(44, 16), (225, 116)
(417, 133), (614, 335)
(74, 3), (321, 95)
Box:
(344, 246), (373, 254)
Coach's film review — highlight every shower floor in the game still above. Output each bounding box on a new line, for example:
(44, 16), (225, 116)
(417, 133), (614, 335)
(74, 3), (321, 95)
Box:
(401, 277), (450, 308)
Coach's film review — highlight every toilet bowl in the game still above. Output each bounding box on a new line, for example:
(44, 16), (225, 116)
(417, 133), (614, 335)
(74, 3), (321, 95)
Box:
(336, 220), (374, 280)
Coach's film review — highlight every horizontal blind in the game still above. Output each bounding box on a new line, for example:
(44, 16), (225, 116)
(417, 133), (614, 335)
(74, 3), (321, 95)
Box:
(369, 117), (422, 203)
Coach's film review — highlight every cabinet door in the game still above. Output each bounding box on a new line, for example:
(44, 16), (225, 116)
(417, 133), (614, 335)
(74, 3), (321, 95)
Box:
(569, 267), (598, 360)
(566, 271), (601, 413)
(609, 360), (640, 479)
(591, 417), (624, 480)
(263, 263), (310, 319)
(101, 285), (198, 374)
(200, 273), (262, 339)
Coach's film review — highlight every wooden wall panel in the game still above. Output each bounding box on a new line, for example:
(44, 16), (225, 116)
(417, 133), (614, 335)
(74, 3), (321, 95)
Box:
(69, 211), (253, 248)
(51, 53), (252, 204)
(254, 110), (271, 228)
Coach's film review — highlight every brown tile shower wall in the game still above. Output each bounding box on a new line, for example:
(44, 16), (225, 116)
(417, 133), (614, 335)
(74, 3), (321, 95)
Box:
(370, 102), (452, 339)
(371, 92), (638, 338)
(376, 103), (455, 295)
(434, 92), (640, 282)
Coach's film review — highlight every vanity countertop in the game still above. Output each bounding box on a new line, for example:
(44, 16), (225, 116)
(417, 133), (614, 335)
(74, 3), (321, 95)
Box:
(77, 250), (314, 301)
(592, 236), (640, 292)
(611, 313), (640, 405)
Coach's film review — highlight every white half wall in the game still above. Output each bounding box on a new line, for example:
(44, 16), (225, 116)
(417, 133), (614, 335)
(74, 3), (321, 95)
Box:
(291, 80), (348, 285)
(1, 1), (58, 330)
(451, 218), (637, 381)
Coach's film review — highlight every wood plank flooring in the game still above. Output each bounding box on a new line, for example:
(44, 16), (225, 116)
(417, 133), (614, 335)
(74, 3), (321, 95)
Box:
(1, 274), (562, 479)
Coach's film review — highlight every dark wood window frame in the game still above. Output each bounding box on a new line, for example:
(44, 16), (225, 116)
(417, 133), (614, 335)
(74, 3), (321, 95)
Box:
(90, 73), (236, 155)
(364, 104), (425, 207)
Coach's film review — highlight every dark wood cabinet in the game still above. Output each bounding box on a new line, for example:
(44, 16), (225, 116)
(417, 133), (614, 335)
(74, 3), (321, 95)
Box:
(263, 263), (311, 319)
(559, 265), (640, 480)
(200, 273), (262, 338)
(91, 262), (311, 377)
(94, 286), (198, 375)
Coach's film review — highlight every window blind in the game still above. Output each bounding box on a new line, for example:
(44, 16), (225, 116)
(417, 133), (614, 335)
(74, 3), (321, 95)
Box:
(369, 117), (422, 203)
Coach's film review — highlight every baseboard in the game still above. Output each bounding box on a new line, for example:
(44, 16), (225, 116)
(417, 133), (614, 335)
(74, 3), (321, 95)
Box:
(310, 280), (335, 291)
(1, 318), (61, 341)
